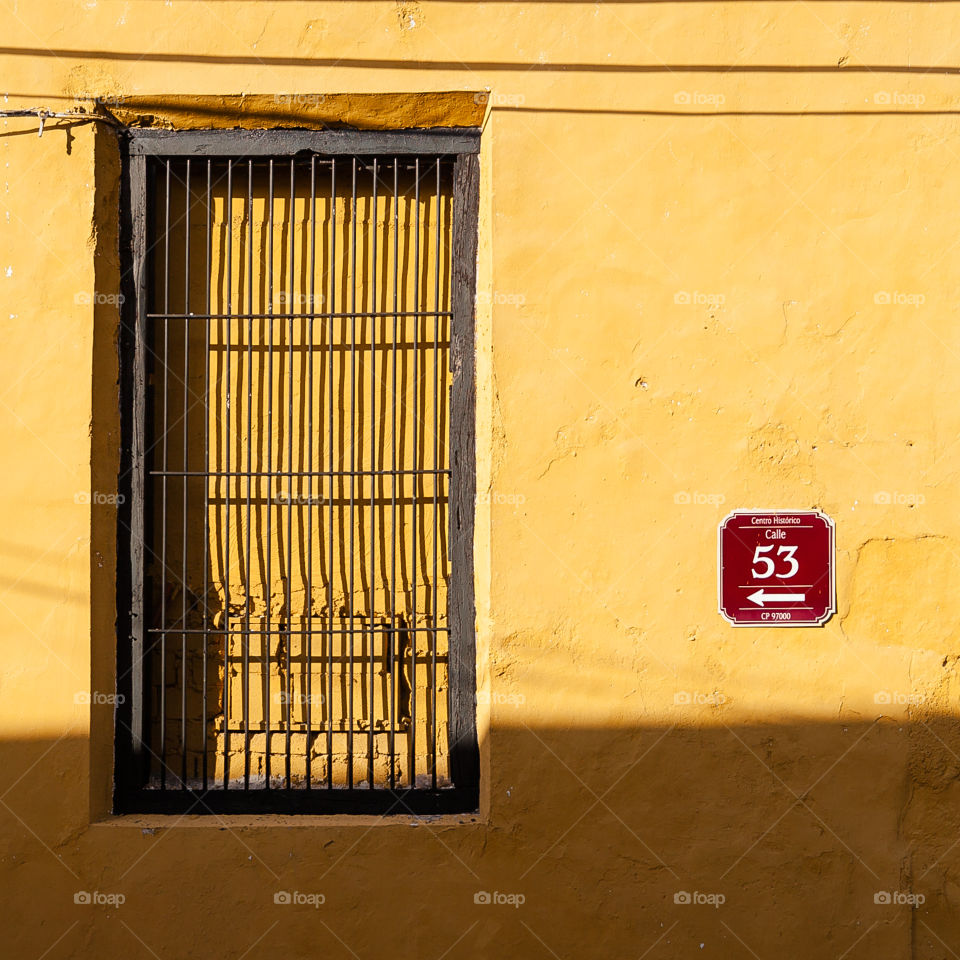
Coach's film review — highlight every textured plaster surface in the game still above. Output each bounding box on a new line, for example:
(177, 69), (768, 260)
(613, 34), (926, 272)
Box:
(2, 3), (960, 957)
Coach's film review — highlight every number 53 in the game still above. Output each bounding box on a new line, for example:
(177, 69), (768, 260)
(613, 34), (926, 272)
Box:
(751, 545), (799, 579)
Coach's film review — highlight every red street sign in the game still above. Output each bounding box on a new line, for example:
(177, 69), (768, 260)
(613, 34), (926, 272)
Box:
(718, 510), (836, 626)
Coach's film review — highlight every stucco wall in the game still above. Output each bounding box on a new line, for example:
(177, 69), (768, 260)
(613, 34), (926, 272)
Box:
(2, 3), (960, 957)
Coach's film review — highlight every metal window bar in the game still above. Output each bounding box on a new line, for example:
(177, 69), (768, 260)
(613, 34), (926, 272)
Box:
(116, 130), (479, 815)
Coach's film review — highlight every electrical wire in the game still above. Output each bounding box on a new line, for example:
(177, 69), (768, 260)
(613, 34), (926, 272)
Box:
(0, 107), (123, 136)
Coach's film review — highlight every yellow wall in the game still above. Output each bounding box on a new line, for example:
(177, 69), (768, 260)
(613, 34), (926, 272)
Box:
(2, 3), (960, 957)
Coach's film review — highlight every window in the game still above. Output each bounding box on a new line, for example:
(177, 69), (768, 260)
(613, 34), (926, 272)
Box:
(114, 129), (480, 815)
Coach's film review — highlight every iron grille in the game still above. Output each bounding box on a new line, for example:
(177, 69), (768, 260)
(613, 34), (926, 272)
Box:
(115, 130), (479, 815)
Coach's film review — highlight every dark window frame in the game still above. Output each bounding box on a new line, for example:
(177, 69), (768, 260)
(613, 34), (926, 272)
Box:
(114, 127), (480, 815)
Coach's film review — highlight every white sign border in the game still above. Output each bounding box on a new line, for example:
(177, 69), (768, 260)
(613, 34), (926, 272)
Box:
(717, 508), (837, 628)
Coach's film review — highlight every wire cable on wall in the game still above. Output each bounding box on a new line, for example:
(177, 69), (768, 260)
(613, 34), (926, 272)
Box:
(0, 107), (123, 136)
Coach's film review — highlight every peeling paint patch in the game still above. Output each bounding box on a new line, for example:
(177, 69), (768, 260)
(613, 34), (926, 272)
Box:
(395, 0), (423, 30)
(741, 422), (812, 488)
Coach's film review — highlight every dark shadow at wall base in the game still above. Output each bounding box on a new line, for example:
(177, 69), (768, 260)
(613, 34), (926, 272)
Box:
(2, 719), (960, 959)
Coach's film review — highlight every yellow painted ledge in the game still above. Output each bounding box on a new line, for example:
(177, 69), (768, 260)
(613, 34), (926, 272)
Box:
(106, 92), (487, 130)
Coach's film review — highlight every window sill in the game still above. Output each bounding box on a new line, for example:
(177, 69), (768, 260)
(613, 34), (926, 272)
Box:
(91, 812), (484, 830)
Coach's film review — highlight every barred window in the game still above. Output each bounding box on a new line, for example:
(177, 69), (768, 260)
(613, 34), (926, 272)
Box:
(115, 130), (479, 815)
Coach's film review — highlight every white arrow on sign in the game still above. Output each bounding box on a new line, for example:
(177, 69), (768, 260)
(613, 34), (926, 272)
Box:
(746, 589), (806, 607)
